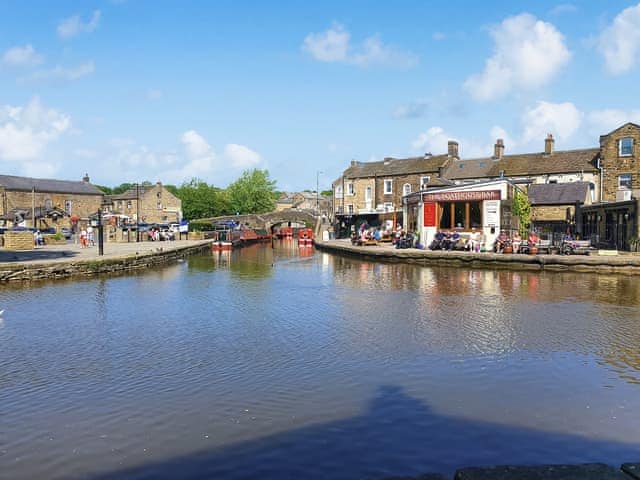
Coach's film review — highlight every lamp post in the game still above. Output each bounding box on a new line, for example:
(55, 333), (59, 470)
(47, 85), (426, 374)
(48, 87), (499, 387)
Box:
(136, 183), (140, 242)
(316, 170), (323, 215)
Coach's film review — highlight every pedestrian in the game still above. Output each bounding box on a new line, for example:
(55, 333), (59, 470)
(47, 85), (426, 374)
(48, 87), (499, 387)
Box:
(80, 229), (87, 248)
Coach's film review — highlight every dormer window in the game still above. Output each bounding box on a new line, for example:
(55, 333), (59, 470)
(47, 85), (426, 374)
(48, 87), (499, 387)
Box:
(420, 176), (430, 188)
(619, 137), (634, 156)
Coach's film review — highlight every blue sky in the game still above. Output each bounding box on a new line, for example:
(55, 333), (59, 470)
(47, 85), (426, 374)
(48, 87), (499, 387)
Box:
(1, 1), (639, 191)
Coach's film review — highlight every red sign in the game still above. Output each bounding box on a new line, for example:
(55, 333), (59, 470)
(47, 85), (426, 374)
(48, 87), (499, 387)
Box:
(423, 202), (437, 227)
(422, 190), (501, 202)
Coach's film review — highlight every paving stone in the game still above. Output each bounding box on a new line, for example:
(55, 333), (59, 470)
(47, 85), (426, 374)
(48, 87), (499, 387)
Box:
(454, 463), (627, 480)
(622, 463), (640, 479)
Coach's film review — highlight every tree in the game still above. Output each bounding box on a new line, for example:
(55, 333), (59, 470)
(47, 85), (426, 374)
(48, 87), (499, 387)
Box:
(176, 178), (231, 220)
(321, 189), (333, 197)
(94, 185), (113, 194)
(227, 169), (277, 214)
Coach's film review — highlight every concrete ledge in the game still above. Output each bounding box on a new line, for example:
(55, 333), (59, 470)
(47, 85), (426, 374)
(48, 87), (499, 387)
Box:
(0, 241), (212, 282)
(454, 463), (628, 479)
(314, 240), (640, 275)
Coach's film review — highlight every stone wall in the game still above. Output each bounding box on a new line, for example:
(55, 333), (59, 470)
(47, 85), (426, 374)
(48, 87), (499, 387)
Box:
(600, 123), (640, 202)
(3, 231), (34, 250)
(0, 242), (211, 282)
(1, 189), (103, 230)
(531, 205), (574, 222)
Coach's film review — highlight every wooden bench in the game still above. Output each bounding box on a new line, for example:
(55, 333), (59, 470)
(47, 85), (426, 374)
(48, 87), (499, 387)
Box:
(537, 239), (553, 254)
(562, 239), (596, 255)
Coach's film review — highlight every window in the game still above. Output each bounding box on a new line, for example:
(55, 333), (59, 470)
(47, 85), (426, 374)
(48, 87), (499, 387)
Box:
(619, 137), (634, 156)
(44, 198), (52, 209)
(64, 200), (72, 215)
(347, 204), (354, 214)
(619, 173), (632, 189)
(403, 183), (411, 196)
(347, 183), (354, 195)
(439, 201), (482, 230)
(127, 200), (132, 209)
(384, 179), (393, 194)
(420, 176), (430, 189)
(335, 185), (343, 197)
(384, 202), (393, 212)
(157, 201), (163, 210)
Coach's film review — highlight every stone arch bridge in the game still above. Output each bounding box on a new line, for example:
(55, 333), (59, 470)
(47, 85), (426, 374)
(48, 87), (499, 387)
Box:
(202, 209), (320, 233)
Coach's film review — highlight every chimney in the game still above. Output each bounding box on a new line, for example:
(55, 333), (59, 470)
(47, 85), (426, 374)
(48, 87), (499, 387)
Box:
(82, 173), (90, 183)
(350, 159), (358, 166)
(545, 134), (555, 155)
(493, 139), (504, 159)
(424, 152), (432, 159)
(448, 140), (459, 158)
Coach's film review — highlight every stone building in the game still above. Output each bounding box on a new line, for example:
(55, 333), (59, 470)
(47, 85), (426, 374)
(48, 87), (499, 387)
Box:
(445, 135), (600, 200)
(105, 182), (182, 224)
(332, 150), (453, 231)
(0, 173), (104, 231)
(332, 122), (640, 248)
(599, 123), (640, 202)
(527, 182), (592, 234)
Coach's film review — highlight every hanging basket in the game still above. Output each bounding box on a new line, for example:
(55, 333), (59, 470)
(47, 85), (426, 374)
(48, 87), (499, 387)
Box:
(70, 215), (80, 223)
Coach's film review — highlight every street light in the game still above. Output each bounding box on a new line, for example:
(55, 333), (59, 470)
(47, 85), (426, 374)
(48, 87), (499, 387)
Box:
(316, 170), (323, 215)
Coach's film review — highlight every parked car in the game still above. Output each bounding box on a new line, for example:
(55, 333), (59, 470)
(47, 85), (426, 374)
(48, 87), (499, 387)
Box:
(61, 227), (72, 239)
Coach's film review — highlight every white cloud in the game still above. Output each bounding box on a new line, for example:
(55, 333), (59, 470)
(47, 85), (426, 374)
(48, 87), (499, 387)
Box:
(29, 61), (95, 82)
(411, 127), (451, 153)
(0, 97), (71, 162)
(597, 3), (640, 75)
(490, 125), (517, 149)
(302, 23), (418, 68)
(586, 108), (640, 136)
(2, 44), (43, 67)
(464, 13), (571, 101)
(550, 3), (577, 16)
(224, 143), (261, 168)
(432, 32), (446, 41)
(57, 10), (101, 39)
(393, 100), (429, 119)
(147, 89), (163, 100)
(521, 101), (582, 144)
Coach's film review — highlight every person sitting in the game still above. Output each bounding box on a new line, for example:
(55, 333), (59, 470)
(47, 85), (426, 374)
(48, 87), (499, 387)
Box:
(449, 231), (460, 251)
(469, 228), (480, 252)
(528, 231), (539, 247)
(511, 231), (522, 253)
(495, 230), (508, 253)
(373, 228), (381, 241)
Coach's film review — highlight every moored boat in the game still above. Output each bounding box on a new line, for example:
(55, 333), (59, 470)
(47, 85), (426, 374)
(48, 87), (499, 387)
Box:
(298, 228), (313, 246)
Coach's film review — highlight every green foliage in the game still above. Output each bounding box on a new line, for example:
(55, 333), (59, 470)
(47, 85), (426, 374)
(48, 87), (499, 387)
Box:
(188, 221), (214, 232)
(164, 184), (179, 196)
(111, 183), (135, 195)
(175, 178), (231, 220)
(513, 188), (532, 235)
(95, 185), (113, 194)
(52, 233), (63, 240)
(321, 189), (333, 197)
(227, 169), (277, 215)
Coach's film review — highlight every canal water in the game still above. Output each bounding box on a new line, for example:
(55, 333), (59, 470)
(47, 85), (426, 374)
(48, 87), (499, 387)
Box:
(1, 242), (639, 479)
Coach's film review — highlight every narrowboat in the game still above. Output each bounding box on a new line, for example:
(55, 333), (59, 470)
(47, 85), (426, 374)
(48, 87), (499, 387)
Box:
(298, 228), (313, 246)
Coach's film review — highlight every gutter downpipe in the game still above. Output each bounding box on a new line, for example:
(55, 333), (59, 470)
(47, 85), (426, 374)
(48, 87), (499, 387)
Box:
(597, 156), (604, 204)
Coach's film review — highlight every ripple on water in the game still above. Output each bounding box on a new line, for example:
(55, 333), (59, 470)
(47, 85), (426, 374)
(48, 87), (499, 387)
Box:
(0, 249), (639, 479)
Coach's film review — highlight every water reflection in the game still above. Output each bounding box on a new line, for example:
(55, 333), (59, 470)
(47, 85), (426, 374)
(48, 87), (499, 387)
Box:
(0, 245), (639, 480)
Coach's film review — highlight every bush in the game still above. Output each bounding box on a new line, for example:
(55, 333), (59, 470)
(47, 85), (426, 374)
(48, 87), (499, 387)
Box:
(188, 221), (214, 232)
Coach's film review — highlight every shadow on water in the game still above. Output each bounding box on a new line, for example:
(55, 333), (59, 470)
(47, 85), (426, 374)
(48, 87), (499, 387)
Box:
(88, 385), (640, 480)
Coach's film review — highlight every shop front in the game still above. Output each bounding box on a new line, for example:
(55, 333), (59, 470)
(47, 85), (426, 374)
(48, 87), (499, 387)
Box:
(403, 180), (513, 250)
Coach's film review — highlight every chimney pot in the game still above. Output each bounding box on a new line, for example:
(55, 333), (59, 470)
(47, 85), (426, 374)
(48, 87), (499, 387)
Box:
(494, 139), (504, 159)
(447, 140), (459, 158)
(545, 133), (555, 155)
